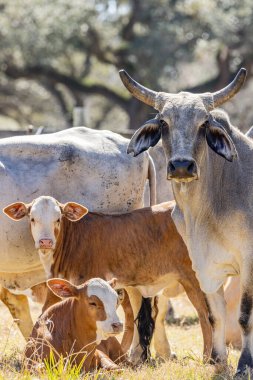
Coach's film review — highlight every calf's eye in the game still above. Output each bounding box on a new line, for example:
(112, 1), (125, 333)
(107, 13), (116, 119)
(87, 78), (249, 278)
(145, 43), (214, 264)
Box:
(31, 218), (35, 223)
(56, 219), (60, 223)
(89, 302), (97, 307)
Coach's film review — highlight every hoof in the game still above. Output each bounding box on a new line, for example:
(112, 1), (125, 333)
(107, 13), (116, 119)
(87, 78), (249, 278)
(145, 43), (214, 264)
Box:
(155, 352), (177, 363)
(235, 367), (253, 380)
(214, 361), (229, 375)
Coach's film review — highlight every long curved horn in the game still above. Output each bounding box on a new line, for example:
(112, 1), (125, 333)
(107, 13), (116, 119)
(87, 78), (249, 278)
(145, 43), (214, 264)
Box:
(211, 68), (247, 108)
(119, 70), (157, 108)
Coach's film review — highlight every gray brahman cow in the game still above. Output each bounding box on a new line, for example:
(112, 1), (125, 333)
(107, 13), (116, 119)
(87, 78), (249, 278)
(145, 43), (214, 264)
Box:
(0, 126), (155, 338)
(120, 67), (253, 376)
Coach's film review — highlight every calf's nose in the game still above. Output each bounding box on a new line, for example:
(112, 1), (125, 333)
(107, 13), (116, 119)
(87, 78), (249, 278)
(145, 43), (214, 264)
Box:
(39, 239), (53, 249)
(111, 322), (123, 334)
(168, 159), (197, 180)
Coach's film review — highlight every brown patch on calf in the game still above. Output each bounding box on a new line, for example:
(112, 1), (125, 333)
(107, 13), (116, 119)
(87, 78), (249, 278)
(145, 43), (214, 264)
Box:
(54, 226), (60, 240)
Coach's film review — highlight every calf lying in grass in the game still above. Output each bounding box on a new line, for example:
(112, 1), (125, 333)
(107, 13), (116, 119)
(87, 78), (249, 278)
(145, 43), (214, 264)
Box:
(25, 277), (123, 372)
(4, 196), (212, 362)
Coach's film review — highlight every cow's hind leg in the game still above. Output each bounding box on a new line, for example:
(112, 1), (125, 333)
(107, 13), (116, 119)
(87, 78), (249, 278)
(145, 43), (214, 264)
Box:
(0, 286), (33, 339)
(125, 287), (143, 364)
(236, 270), (253, 377)
(126, 287), (156, 364)
(180, 278), (213, 362)
(152, 293), (171, 361)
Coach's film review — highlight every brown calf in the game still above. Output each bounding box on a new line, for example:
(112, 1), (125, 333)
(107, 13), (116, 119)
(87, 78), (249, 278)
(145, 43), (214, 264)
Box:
(25, 277), (122, 372)
(46, 200), (213, 360)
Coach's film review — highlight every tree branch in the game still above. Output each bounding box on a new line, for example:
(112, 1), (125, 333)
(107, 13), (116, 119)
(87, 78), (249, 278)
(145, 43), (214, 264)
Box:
(41, 80), (72, 126)
(4, 64), (130, 112)
(121, 0), (141, 42)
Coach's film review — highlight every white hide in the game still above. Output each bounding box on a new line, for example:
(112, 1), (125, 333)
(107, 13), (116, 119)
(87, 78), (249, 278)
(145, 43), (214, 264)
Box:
(0, 127), (152, 290)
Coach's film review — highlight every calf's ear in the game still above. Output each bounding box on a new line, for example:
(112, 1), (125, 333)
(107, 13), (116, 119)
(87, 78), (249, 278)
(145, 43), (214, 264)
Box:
(62, 202), (88, 221)
(3, 202), (30, 220)
(127, 118), (161, 157)
(47, 278), (79, 298)
(206, 118), (238, 162)
(108, 278), (117, 289)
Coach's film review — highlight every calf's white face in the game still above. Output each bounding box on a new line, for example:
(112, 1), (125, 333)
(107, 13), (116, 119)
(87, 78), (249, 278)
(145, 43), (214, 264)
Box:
(87, 278), (123, 341)
(3, 196), (88, 273)
(47, 277), (123, 344)
(29, 197), (62, 251)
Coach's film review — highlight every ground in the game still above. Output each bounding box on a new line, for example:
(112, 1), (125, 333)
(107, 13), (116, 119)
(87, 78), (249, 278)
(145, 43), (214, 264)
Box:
(0, 294), (240, 379)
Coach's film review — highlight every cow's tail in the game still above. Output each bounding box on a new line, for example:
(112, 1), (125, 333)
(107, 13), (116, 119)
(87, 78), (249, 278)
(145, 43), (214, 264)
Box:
(148, 154), (156, 206)
(136, 296), (158, 362)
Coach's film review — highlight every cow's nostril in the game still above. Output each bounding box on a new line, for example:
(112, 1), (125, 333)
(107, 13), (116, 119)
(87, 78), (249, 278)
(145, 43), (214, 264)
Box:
(111, 322), (123, 332)
(187, 162), (194, 174)
(39, 239), (53, 248)
(169, 162), (176, 173)
(168, 159), (197, 179)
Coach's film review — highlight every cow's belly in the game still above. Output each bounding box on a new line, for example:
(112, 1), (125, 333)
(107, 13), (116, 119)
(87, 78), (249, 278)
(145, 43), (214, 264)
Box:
(134, 273), (179, 298)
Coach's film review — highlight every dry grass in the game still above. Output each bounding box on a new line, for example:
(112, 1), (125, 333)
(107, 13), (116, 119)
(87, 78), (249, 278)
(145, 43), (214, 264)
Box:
(0, 294), (242, 379)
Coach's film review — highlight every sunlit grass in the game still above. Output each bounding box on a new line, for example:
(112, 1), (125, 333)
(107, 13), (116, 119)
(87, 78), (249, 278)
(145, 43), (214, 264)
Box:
(0, 295), (242, 379)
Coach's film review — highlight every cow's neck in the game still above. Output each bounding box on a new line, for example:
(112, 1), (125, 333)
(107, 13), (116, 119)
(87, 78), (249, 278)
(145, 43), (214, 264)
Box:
(171, 128), (253, 293)
(173, 127), (253, 222)
(38, 250), (54, 279)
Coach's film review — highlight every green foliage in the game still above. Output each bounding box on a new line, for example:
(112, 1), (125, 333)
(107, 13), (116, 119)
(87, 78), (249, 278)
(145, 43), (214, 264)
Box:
(0, 0), (252, 130)
(43, 350), (87, 380)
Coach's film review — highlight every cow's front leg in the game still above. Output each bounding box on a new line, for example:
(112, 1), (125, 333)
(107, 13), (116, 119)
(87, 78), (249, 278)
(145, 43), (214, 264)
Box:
(206, 287), (227, 367)
(125, 287), (143, 364)
(236, 271), (253, 377)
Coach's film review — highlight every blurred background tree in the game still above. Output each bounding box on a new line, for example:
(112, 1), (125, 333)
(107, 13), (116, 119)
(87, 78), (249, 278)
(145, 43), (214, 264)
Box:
(0, 0), (252, 133)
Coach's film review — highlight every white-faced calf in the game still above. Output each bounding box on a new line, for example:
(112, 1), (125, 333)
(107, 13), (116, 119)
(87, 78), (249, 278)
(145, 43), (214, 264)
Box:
(3, 196), (88, 278)
(25, 277), (123, 372)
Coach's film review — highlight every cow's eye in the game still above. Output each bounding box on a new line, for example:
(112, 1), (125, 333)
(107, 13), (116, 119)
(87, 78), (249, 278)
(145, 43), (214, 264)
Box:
(56, 219), (60, 223)
(31, 218), (35, 223)
(89, 302), (97, 307)
(201, 120), (209, 128)
(160, 119), (168, 128)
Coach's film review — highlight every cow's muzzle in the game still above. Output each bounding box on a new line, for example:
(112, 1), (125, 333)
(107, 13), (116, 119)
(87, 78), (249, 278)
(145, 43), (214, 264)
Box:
(167, 159), (198, 182)
(39, 239), (53, 249)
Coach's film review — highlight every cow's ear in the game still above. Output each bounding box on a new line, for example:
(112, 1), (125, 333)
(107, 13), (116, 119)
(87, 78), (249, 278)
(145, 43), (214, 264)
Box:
(47, 278), (79, 298)
(3, 202), (30, 221)
(206, 118), (238, 162)
(108, 278), (117, 289)
(127, 118), (161, 157)
(62, 202), (88, 221)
